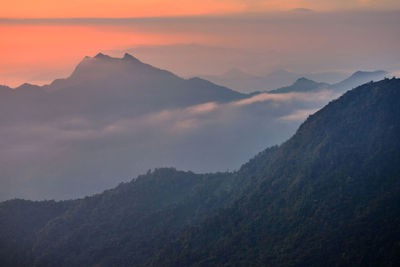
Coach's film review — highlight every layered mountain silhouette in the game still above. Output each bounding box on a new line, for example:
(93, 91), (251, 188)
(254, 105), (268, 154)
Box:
(0, 53), (387, 124)
(269, 77), (329, 94)
(330, 70), (389, 91)
(1, 78), (399, 266)
(204, 69), (387, 94)
(202, 69), (351, 93)
(0, 53), (245, 123)
(0, 53), (331, 201)
(0, 54), (393, 201)
(202, 69), (300, 93)
(269, 70), (388, 94)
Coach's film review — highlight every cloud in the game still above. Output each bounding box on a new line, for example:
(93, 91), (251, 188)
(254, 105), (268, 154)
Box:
(186, 102), (218, 115)
(0, 88), (338, 200)
(233, 90), (336, 106)
(280, 108), (319, 121)
(389, 70), (400, 78)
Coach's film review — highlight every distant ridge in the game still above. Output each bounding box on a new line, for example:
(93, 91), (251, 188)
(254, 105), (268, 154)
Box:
(331, 70), (388, 91)
(268, 70), (388, 94)
(201, 68), (300, 93)
(269, 77), (329, 93)
(0, 53), (246, 123)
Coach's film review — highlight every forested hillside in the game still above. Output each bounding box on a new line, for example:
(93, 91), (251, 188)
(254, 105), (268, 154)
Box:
(0, 78), (399, 266)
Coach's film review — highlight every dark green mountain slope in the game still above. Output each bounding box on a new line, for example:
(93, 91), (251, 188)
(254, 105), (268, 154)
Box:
(0, 169), (241, 266)
(0, 78), (399, 266)
(0, 200), (74, 266)
(154, 78), (400, 266)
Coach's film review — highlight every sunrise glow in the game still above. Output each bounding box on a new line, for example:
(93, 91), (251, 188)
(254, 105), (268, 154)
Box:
(1, 0), (399, 86)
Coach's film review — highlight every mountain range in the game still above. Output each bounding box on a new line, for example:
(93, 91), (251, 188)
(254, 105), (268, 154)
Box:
(0, 53), (245, 123)
(203, 69), (388, 94)
(269, 77), (329, 94)
(0, 53), (388, 122)
(0, 54), (387, 125)
(1, 78), (399, 266)
(0, 54), (392, 201)
(266, 70), (388, 94)
(201, 69), (301, 93)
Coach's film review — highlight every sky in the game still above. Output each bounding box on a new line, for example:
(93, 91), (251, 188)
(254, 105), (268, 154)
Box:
(2, 0), (400, 18)
(0, 0), (400, 86)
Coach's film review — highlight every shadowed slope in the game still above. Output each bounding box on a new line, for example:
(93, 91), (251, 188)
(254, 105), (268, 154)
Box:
(155, 77), (400, 266)
(0, 79), (399, 266)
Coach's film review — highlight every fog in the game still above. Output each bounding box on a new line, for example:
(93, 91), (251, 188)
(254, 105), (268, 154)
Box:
(0, 86), (337, 200)
(0, 51), (389, 200)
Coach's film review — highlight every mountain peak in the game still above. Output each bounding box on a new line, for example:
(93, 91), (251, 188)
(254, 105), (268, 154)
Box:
(15, 83), (41, 91)
(295, 77), (313, 83)
(91, 52), (141, 63)
(122, 52), (142, 63)
(330, 70), (389, 91)
(123, 53), (134, 60)
(270, 77), (328, 94)
(70, 52), (148, 81)
(94, 52), (112, 60)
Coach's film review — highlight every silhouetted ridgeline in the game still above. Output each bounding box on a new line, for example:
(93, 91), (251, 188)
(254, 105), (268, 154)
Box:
(0, 78), (399, 266)
(203, 69), (387, 94)
(269, 70), (388, 94)
(0, 53), (389, 201)
(0, 53), (245, 124)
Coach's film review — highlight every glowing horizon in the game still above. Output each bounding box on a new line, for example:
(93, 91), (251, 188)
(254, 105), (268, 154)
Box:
(2, 0), (400, 19)
(1, 1), (400, 87)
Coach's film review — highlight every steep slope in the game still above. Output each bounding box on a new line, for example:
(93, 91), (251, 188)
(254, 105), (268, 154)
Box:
(155, 78), (400, 266)
(0, 169), (241, 266)
(0, 200), (74, 266)
(0, 78), (399, 266)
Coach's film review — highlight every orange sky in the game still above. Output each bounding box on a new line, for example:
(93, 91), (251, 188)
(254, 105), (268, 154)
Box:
(0, 0), (399, 86)
(2, 0), (400, 18)
(0, 22), (215, 86)
(1, 0), (245, 18)
(0, 23), (208, 66)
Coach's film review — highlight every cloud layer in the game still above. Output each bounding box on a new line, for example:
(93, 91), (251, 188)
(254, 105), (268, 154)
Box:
(0, 89), (336, 201)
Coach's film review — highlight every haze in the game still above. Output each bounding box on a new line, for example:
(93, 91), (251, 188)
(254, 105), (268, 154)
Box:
(1, 2), (399, 86)
(0, 0), (399, 200)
